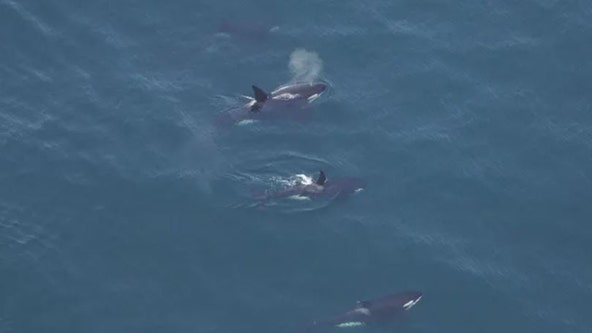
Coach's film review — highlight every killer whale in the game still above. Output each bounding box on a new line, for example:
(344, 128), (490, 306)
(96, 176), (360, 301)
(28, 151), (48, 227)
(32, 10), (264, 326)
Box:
(309, 291), (423, 329)
(216, 82), (327, 126)
(255, 170), (365, 203)
(249, 82), (327, 112)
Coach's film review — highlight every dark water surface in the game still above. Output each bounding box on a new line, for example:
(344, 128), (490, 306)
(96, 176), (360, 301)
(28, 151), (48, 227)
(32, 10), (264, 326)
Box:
(1, 0), (591, 332)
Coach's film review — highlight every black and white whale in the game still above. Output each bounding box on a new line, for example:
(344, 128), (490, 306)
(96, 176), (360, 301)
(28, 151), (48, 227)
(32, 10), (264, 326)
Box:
(255, 170), (365, 203)
(309, 291), (423, 329)
(216, 82), (327, 126)
(248, 82), (327, 112)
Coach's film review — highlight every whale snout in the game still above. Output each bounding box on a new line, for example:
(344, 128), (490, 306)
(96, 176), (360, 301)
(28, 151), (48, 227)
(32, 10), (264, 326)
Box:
(328, 178), (366, 196)
(348, 178), (366, 192)
(313, 83), (327, 93)
(305, 83), (327, 102)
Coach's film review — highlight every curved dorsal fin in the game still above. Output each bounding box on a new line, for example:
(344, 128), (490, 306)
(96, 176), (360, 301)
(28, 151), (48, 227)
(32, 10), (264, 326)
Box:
(316, 170), (326, 186)
(252, 85), (268, 103)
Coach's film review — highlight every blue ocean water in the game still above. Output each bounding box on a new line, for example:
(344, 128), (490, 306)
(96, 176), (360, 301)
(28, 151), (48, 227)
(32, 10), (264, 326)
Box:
(1, 0), (592, 332)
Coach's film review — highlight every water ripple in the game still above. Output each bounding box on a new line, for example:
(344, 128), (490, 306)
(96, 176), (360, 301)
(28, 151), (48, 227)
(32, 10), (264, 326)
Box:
(2, 0), (56, 37)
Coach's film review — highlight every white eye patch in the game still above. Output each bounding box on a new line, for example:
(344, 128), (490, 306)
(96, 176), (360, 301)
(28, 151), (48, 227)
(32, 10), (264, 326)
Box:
(403, 296), (422, 310)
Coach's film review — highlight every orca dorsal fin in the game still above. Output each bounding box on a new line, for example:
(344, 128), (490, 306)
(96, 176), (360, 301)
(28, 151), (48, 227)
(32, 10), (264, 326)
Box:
(316, 170), (326, 186)
(252, 85), (268, 103)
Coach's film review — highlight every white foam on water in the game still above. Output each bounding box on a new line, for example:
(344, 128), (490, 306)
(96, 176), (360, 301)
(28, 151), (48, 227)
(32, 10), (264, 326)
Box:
(295, 174), (313, 185)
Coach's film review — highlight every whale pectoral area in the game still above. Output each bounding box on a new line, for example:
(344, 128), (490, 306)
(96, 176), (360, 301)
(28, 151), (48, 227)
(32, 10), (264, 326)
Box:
(237, 119), (258, 126)
(336, 322), (366, 328)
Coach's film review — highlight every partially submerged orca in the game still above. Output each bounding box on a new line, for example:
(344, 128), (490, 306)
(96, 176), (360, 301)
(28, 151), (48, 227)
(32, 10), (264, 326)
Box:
(309, 291), (423, 329)
(248, 82), (327, 112)
(217, 20), (278, 41)
(216, 82), (327, 126)
(256, 170), (365, 203)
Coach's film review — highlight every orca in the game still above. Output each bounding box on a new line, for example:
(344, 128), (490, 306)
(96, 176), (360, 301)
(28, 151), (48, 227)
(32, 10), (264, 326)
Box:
(216, 82), (327, 126)
(248, 82), (327, 112)
(309, 291), (423, 329)
(255, 170), (364, 203)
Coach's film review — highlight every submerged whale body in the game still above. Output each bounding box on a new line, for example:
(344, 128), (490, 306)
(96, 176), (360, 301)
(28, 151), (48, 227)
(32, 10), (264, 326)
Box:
(217, 19), (278, 40)
(309, 291), (423, 329)
(216, 82), (327, 126)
